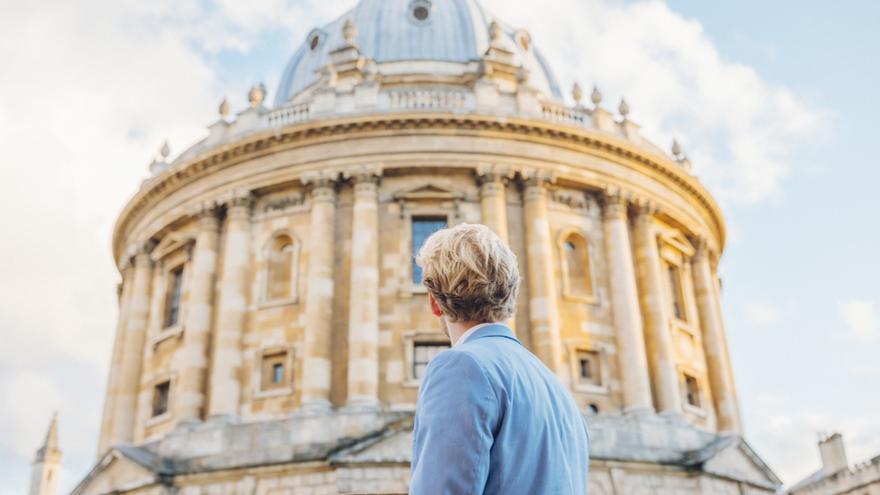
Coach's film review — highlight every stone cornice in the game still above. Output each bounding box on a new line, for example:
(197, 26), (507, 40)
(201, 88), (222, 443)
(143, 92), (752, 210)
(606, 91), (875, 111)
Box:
(113, 113), (725, 264)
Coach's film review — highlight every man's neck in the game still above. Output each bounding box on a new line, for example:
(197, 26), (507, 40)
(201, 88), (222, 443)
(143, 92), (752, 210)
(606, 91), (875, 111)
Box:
(446, 320), (495, 346)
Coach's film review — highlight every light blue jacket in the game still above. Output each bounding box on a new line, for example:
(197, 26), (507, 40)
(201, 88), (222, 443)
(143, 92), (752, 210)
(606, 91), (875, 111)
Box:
(411, 324), (590, 494)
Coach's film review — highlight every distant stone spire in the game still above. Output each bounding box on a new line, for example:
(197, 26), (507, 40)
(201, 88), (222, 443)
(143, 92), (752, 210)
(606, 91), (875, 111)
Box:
(30, 413), (61, 495)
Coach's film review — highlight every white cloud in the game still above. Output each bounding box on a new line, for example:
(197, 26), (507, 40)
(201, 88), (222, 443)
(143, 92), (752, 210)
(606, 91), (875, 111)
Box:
(0, 0), (831, 492)
(745, 394), (880, 485)
(744, 301), (782, 328)
(0, 0), (338, 492)
(839, 300), (878, 341)
(482, 0), (823, 204)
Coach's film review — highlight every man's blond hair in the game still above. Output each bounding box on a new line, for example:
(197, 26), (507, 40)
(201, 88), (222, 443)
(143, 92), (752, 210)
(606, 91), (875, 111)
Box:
(416, 223), (520, 323)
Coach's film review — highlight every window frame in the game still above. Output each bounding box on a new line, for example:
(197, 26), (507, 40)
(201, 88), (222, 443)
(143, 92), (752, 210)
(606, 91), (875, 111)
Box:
(567, 343), (610, 394)
(410, 215), (449, 287)
(557, 228), (598, 304)
(148, 239), (193, 349)
(254, 346), (295, 399)
(402, 332), (451, 387)
(259, 231), (301, 308)
(679, 368), (707, 416)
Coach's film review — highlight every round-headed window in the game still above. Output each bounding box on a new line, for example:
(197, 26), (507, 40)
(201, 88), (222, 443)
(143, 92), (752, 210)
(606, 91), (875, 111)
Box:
(310, 34), (320, 50)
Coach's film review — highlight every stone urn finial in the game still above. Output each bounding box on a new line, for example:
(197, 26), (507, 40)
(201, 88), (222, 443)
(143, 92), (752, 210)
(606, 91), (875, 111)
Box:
(488, 21), (503, 44)
(343, 18), (357, 45)
(591, 85), (603, 107)
(160, 140), (170, 160)
(572, 82), (583, 105)
(219, 97), (230, 118)
(671, 139), (682, 158)
(248, 83), (266, 108)
(619, 97), (630, 119)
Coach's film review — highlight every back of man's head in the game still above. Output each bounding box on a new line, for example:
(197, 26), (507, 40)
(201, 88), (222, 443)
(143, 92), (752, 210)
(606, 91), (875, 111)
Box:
(416, 223), (520, 323)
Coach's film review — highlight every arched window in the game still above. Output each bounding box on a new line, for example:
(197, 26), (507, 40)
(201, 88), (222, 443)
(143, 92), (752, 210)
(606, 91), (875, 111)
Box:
(562, 233), (594, 298)
(266, 234), (296, 301)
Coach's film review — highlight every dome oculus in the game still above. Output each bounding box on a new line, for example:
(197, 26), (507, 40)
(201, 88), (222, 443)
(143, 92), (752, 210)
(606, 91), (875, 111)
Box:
(409, 0), (432, 23)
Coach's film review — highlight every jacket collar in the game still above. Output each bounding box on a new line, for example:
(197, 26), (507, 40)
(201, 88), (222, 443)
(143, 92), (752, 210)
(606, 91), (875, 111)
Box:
(464, 323), (521, 345)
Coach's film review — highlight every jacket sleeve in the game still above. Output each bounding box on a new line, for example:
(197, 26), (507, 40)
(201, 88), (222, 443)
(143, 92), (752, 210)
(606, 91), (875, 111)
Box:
(410, 350), (499, 495)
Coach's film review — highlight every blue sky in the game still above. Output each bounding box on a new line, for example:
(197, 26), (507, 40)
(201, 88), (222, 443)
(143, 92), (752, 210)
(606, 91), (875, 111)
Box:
(0, 0), (877, 492)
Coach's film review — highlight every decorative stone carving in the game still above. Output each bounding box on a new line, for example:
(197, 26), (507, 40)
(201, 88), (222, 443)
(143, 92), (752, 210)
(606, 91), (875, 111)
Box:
(262, 192), (306, 214)
(248, 83), (266, 108)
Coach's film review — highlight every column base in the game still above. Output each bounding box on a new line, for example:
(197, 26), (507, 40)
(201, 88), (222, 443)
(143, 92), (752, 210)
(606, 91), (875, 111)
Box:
(295, 400), (333, 416)
(342, 397), (381, 413)
(657, 409), (685, 425)
(622, 406), (655, 419)
(206, 413), (240, 425)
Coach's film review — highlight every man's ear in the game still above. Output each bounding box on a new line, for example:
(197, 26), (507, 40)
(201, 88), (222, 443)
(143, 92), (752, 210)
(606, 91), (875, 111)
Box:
(428, 293), (444, 318)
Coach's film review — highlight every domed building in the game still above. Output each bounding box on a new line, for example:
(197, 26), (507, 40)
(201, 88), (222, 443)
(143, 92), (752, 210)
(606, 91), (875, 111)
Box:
(73, 0), (782, 493)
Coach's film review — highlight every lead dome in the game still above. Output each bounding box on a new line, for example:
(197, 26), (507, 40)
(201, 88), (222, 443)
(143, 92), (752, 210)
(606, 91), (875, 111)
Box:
(274, 0), (562, 105)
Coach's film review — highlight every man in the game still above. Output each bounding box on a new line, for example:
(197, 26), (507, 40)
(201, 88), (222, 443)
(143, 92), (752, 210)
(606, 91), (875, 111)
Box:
(411, 223), (590, 494)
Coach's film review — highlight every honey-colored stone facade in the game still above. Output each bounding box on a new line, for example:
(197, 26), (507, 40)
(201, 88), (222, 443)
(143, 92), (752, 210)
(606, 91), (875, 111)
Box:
(77, 1), (781, 493)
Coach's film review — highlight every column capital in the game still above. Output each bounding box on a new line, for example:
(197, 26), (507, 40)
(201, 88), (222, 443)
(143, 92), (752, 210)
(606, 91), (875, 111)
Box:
(475, 164), (513, 185)
(127, 240), (156, 269)
(302, 171), (340, 203)
(633, 201), (661, 225)
(190, 201), (221, 231)
(344, 165), (382, 196)
(520, 169), (556, 189)
(599, 191), (629, 220)
(226, 194), (253, 221)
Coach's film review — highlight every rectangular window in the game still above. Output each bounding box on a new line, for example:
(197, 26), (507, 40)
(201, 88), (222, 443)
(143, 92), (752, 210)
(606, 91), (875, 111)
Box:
(163, 266), (184, 328)
(412, 342), (450, 380)
(667, 264), (686, 321)
(684, 374), (701, 408)
(261, 352), (288, 391)
(576, 350), (602, 386)
(412, 217), (447, 285)
(152, 380), (170, 417)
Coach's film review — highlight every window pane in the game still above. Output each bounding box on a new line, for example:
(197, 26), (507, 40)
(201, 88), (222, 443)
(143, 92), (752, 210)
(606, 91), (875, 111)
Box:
(412, 218), (447, 284)
(152, 381), (170, 417)
(412, 342), (450, 380)
(272, 363), (284, 383)
(576, 350), (601, 386)
(667, 265), (685, 321)
(164, 267), (184, 328)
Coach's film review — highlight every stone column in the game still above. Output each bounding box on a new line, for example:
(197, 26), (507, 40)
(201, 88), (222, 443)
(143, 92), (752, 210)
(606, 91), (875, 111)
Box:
(346, 171), (380, 409)
(109, 246), (153, 444)
(692, 241), (742, 433)
(207, 194), (252, 420)
(633, 206), (682, 416)
(98, 264), (134, 454)
(301, 177), (337, 411)
(522, 173), (564, 378)
(477, 167), (510, 244)
(478, 167), (517, 330)
(176, 205), (221, 423)
(600, 193), (654, 414)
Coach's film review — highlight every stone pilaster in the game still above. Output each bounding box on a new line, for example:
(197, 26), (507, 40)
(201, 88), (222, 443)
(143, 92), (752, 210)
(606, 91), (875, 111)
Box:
(301, 176), (338, 411)
(207, 194), (253, 420)
(693, 240), (742, 433)
(522, 172), (564, 379)
(98, 263), (134, 455)
(633, 206), (682, 416)
(476, 166), (510, 244)
(600, 192), (654, 415)
(345, 170), (381, 409)
(109, 246), (154, 444)
(176, 205), (221, 423)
